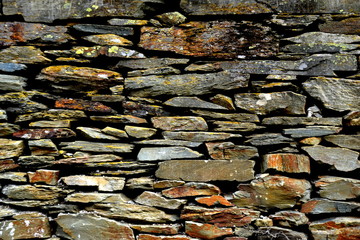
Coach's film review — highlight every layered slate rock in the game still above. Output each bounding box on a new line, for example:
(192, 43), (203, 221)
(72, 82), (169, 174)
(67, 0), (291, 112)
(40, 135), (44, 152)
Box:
(61, 175), (125, 191)
(138, 147), (203, 161)
(65, 193), (130, 203)
(137, 234), (193, 240)
(185, 221), (233, 239)
(0, 46), (51, 64)
(13, 128), (76, 139)
(55, 99), (113, 113)
(269, 211), (309, 227)
(115, 58), (189, 70)
(15, 109), (86, 122)
(135, 191), (187, 210)
(162, 182), (220, 198)
(245, 133), (293, 146)
(0, 216), (51, 239)
(72, 24), (135, 36)
(157, 160), (254, 182)
(2, 184), (71, 200)
(139, 21), (278, 59)
(163, 131), (241, 142)
(83, 34), (133, 46)
(234, 92), (306, 115)
(125, 71), (248, 97)
(324, 135), (360, 150)
(283, 126), (342, 138)
(3, 0), (165, 22)
(262, 154), (311, 174)
(152, 117), (208, 131)
(206, 142), (258, 160)
(0, 139), (24, 159)
(262, 117), (342, 126)
(181, 206), (260, 227)
(56, 213), (135, 240)
(309, 217), (360, 240)
(255, 227), (307, 240)
(314, 176), (360, 200)
(0, 74), (27, 92)
(77, 127), (119, 141)
(302, 145), (360, 172)
(130, 224), (180, 235)
(319, 17), (360, 35)
(180, 0), (272, 15)
(70, 46), (145, 59)
(60, 141), (134, 153)
(124, 126), (157, 139)
(301, 198), (360, 215)
(232, 175), (311, 209)
(303, 77), (360, 112)
(195, 196), (233, 207)
(164, 97), (227, 110)
(28, 169), (59, 185)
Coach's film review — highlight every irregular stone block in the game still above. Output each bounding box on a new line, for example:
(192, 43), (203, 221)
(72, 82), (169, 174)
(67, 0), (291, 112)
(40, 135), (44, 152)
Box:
(13, 128), (76, 139)
(28, 139), (58, 156)
(71, 46), (145, 59)
(28, 169), (59, 185)
(164, 97), (227, 110)
(309, 217), (360, 240)
(0, 217), (51, 239)
(162, 182), (221, 198)
(3, 0), (164, 22)
(283, 126), (342, 138)
(2, 184), (71, 200)
(157, 160), (255, 182)
(232, 175), (311, 209)
(0, 46), (51, 64)
(56, 213), (135, 240)
(125, 71), (248, 97)
(245, 133), (293, 146)
(152, 117), (208, 131)
(302, 145), (360, 172)
(0, 91), (48, 114)
(109, 19), (149, 26)
(135, 140), (202, 148)
(65, 192), (130, 203)
(181, 206), (261, 227)
(301, 198), (360, 214)
(0, 160), (19, 174)
(185, 221), (233, 239)
(83, 34), (133, 46)
(282, 43), (358, 53)
(87, 203), (178, 223)
(60, 141), (134, 153)
(303, 77), (360, 112)
(126, 177), (154, 190)
(138, 234), (194, 240)
(61, 175), (125, 191)
(131, 225), (180, 235)
(0, 123), (20, 137)
(285, 32), (360, 44)
(0, 172), (27, 182)
(73, 24), (134, 36)
(255, 227), (307, 240)
(269, 211), (309, 227)
(125, 126), (157, 139)
(29, 120), (71, 128)
(123, 101), (169, 117)
(324, 135), (360, 150)
(195, 196), (233, 207)
(15, 109), (86, 122)
(115, 58), (189, 70)
(90, 115), (147, 124)
(192, 110), (259, 122)
(0, 62), (27, 72)
(1, 199), (59, 208)
(154, 180), (185, 189)
(206, 142), (258, 160)
(315, 176), (360, 200)
(55, 98), (113, 113)
(180, 0), (272, 15)
(135, 191), (187, 210)
(0, 74), (27, 92)
(234, 92), (306, 115)
(262, 154), (311, 174)
(212, 121), (262, 132)
(320, 17), (360, 35)
(128, 67), (181, 77)
(262, 117), (342, 126)
(139, 21), (278, 59)
(0, 110), (7, 121)
(77, 127), (119, 140)
(210, 94), (236, 110)
(54, 154), (122, 165)
(0, 22), (71, 45)
(102, 127), (128, 138)
(17, 156), (55, 167)
(138, 147), (203, 161)
(0, 139), (24, 159)
(163, 131), (241, 142)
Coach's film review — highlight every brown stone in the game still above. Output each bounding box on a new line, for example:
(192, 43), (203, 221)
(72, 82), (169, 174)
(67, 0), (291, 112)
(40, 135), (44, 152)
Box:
(185, 221), (233, 239)
(195, 196), (233, 207)
(262, 154), (311, 174)
(28, 139), (59, 156)
(315, 176), (360, 201)
(0, 217), (51, 239)
(320, 18), (360, 35)
(0, 22), (71, 46)
(163, 131), (241, 142)
(270, 211), (309, 227)
(0, 46), (51, 64)
(83, 34), (133, 46)
(152, 117), (208, 131)
(309, 217), (360, 240)
(55, 98), (113, 113)
(15, 109), (86, 123)
(65, 192), (130, 203)
(162, 182), (221, 198)
(138, 234), (193, 240)
(61, 175), (125, 191)
(2, 184), (71, 200)
(206, 142), (258, 160)
(13, 128), (76, 139)
(181, 206), (260, 227)
(210, 94), (236, 110)
(135, 191), (187, 210)
(139, 21), (278, 59)
(131, 225), (180, 235)
(153, 180), (185, 189)
(0, 159), (19, 172)
(90, 115), (147, 124)
(232, 175), (311, 209)
(28, 169), (60, 185)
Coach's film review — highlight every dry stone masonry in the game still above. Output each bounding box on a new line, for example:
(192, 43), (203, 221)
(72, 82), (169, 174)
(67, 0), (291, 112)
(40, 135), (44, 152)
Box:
(0, 0), (359, 239)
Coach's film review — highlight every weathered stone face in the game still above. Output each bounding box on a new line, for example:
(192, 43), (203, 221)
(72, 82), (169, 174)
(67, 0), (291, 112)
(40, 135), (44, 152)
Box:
(0, 46), (51, 64)
(314, 176), (360, 200)
(162, 182), (221, 198)
(206, 142), (258, 160)
(262, 154), (311, 174)
(0, 139), (24, 159)
(152, 117), (208, 131)
(139, 21), (278, 59)
(185, 221), (233, 239)
(309, 217), (360, 240)
(301, 198), (360, 215)
(0, 217), (51, 239)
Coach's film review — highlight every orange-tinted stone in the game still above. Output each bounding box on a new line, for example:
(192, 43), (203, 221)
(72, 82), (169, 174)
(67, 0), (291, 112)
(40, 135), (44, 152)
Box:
(0, 159), (19, 172)
(0, 217), (51, 239)
(162, 182), (220, 198)
(55, 99), (113, 113)
(185, 221), (233, 239)
(195, 195), (233, 207)
(138, 234), (192, 240)
(262, 153), (311, 173)
(13, 128), (76, 139)
(28, 169), (60, 185)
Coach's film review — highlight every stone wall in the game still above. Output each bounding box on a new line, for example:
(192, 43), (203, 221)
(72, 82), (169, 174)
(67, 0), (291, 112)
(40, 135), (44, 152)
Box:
(0, 0), (359, 239)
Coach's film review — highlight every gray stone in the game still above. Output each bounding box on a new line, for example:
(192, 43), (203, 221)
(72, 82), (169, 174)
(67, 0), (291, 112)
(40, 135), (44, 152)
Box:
(284, 32), (360, 44)
(0, 139), (24, 159)
(125, 126), (157, 139)
(134, 140), (202, 148)
(1, 199), (59, 208)
(3, 0), (164, 22)
(255, 227), (307, 240)
(301, 198), (360, 215)
(206, 142), (258, 160)
(28, 139), (59, 156)
(65, 192), (130, 203)
(270, 15), (319, 28)
(303, 77), (360, 112)
(324, 135), (360, 150)
(135, 191), (187, 209)
(303, 145), (360, 172)
(0, 123), (20, 137)
(90, 115), (147, 124)
(163, 131), (242, 142)
(125, 71), (248, 97)
(234, 92), (306, 115)
(29, 120), (71, 128)
(77, 127), (119, 140)
(0, 172), (27, 182)
(0, 74), (27, 92)
(151, 117), (208, 131)
(164, 97), (227, 110)
(87, 203), (178, 223)
(192, 110), (260, 122)
(73, 24), (134, 36)
(137, 147), (203, 161)
(127, 67), (181, 77)
(71, 46), (145, 59)
(262, 117), (342, 126)
(83, 34), (133, 46)
(115, 58), (189, 70)
(156, 160), (255, 182)
(212, 121), (262, 132)
(60, 141), (134, 153)
(283, 126), (342, 138)
(108, 19), (148, 26)
(102, 127), (128, 138)
(319, 17), (360, 35)
(61, 175), (125, 191)
(309, 217), (360, 240)
(282, 43), (359, 53)
(0, 92), (48, 114)
(315, 176), (360, 200)
(0, 62), (30, 73)
(0, 110), (7, 121)
(126, 177), (154, 190)
(245, 133), (293, 146)
(0, 46), (51, 64)
(180, 0), (272, 15)
(56, 213), (135, 240)
(269, 211), (309, 227)
(2, 184), (71, 200)
(17, 156), (55, 167)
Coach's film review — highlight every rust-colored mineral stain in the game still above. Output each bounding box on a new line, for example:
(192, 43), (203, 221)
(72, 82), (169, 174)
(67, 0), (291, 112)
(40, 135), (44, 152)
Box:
(13, 128), (76, 139)
(9, 23), (25, 42)
(196, 195), (233, 207)
(55, 99), (113, 113)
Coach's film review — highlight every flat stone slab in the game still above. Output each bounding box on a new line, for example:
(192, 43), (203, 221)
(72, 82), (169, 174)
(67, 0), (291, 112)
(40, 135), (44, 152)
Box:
(262, 153), (311, 174)
(315, 176), (360, 200)
(138, 147), (203, 161)
(60, 141), (134, 153)
(156, 160), (255, 182)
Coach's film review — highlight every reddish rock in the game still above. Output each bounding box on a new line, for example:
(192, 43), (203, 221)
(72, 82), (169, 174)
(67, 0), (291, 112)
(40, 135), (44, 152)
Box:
(162, 182), (221, 198)
(138, 234), (193, 240)
(315, 176), (360, 200)
(185, 221), (233, 239)
(139, 21), (278, 59)
(0, 217), (51, 239)
(0, 159), (19, 172)
(0, 22), (71, 46)
(153, 180), (185, 189)
(196, 195), (233, 207)
(232, 175), (311, 209)
(55, 99), (113, 113)
(28, 169), (60, 185)
(206, 142), (258, 160)
(309, 217), (360, 240)
(181, 206), (260, 227)
(131, 225), (180, 235)
(13, 128), (76, 139)
(262, 153), (311, 174)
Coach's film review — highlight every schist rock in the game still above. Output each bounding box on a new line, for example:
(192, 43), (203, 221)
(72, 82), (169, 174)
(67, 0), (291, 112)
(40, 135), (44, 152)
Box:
(0, 46), (51, 64)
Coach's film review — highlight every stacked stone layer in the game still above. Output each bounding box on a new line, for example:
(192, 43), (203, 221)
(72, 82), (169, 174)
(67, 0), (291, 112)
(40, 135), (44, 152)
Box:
(0, 0), (359, 239)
